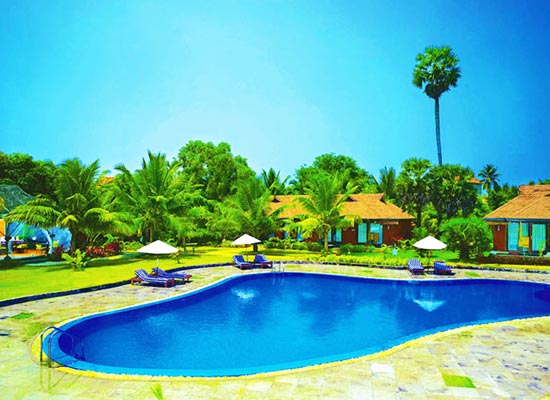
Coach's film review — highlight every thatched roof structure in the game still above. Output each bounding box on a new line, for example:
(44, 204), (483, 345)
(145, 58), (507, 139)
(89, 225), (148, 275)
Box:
(0, 184), (33, 214)
(269, 193), (413, 221)
(484, 185), (550, 221)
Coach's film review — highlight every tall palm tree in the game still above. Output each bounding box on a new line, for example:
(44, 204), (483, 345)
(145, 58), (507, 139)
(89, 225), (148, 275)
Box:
(290, 174), (359, 253)
(413, 46), (461, 165)
(478, 164), (500, 191)
(112, 151), (202, 243)
(376, 167), (396, 200)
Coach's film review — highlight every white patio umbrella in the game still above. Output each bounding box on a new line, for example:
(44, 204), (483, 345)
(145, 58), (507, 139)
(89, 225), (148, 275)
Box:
(138, 240), (179, 268)
(231, 234), (261, 246)
(231, 234), (261, 260)
(413, 236), (447, 266)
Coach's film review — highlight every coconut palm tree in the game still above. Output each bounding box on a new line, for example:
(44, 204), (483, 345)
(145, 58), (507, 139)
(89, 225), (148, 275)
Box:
(112, 151), (203, 243)
(413, 46), (461, 165)
(289, 173), (359, 253)
(260, 168), (289, 197)
(478, 164), (500, 191)
(376, 167), (396, 201)
(224, 176), (279, 243)
(6, 158), (131, 252)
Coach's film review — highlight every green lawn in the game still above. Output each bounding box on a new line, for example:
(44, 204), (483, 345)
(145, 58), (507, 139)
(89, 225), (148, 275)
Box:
(1, 246), (548, 302)
(0, 246), (312, 301)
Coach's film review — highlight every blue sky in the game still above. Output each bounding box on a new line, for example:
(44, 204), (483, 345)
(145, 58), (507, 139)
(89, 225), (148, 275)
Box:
(1, 0), (549, 186)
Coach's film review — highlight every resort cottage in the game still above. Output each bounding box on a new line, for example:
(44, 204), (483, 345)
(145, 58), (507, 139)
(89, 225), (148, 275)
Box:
(269, 194), (413, 246)
(484, 185), (550, 255)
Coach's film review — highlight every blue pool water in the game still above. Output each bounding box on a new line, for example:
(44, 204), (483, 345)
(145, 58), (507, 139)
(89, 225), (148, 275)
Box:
(47, 273), (550, 377)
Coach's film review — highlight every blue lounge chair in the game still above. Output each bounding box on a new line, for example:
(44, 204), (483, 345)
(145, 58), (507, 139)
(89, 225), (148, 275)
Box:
(131, 269), (175, 287)
(153, 267), (192, 283)
(254, 254), (273, 268)
(407, 259), (424, 275)
(233, 254), (253, 269)
(434, 260), (453, 275)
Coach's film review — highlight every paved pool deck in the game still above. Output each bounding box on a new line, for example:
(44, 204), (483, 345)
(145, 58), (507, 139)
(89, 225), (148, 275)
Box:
(1, 265), (549, 399)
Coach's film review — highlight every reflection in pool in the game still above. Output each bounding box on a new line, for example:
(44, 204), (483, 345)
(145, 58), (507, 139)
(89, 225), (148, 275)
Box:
(46, 273), (550, 377)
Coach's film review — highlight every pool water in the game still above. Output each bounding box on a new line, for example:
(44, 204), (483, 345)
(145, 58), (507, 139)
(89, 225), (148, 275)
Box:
(48, 273), (550, 377)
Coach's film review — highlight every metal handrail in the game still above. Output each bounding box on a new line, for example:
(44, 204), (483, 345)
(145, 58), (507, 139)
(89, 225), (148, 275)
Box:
(40, 326), (84, 367)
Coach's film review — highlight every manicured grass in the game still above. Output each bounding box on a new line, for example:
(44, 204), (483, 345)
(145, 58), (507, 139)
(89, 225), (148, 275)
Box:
(1, 245), (549, 301)
(0, 246), (314, 301)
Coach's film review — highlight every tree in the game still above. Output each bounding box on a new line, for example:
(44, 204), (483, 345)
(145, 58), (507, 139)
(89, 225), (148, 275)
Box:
(261, 168), (289, 197)
(291, 153), (375, 194)
(6, 158), (130, 252)
(478, 164), (500, 191)
(442, 217), (492, 260)
(413, 46), (461, 165)
(395, 158), (432, 227)
(177, 141), (254, 201)
(0, 152), (57, 198)
(486, 184), (519, 211)
(428, 164), (478, 222)
(376, 166), (397, 201)
(222, 176), (278, 242)
(288, 173), (359, 253)
(112, 151), (203, 243)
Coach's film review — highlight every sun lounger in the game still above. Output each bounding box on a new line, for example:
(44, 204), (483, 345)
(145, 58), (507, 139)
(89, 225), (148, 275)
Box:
(233, 254), (254, 269)
(407, 259), (424, 275)
(131, 269), (175, 287)
(253, 254), (273, 268)
(434, 260), (453, 275)
(153, 267), (192, 282)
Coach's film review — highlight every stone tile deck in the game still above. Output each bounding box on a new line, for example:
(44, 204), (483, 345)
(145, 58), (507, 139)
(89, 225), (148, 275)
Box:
(1, 265), (549, 399)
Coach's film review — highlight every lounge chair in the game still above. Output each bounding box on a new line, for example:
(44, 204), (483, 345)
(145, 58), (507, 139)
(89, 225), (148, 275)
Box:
(254, 254), (273, 268)
(434, 260), (453, 275)
(233, 254), (254, 269)
(407, 259), (424, 275)
(153, 267), (192, 283)
(131, 269), (175, 287)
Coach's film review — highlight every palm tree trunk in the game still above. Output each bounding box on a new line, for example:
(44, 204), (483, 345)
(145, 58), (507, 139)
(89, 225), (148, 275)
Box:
(434, 97), (442, 166)
(323, 229), (329, 253)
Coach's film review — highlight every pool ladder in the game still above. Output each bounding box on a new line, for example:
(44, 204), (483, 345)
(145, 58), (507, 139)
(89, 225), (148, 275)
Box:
(272, 261), (285, 273)
(40, 326), (84, 368)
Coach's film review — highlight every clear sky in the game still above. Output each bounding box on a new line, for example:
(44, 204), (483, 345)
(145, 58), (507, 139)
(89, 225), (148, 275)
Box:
(1, 0), (549, 186)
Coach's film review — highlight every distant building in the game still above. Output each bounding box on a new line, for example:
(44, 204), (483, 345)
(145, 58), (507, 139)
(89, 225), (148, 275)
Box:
(269, 194), (414, 246)
(469, 177), (484, 196)
(484, 185), (550, 254)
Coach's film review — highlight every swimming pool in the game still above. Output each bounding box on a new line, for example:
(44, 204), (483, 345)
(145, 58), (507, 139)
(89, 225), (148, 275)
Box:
(45, 272), (550, 377)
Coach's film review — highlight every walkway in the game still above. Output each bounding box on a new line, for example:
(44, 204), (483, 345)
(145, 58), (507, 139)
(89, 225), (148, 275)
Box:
(1, 265), (549, 399)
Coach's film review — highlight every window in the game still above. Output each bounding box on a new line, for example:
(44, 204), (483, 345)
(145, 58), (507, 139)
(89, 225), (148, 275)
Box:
(532, 224), (546, 253)
(508, 222), (518, 251)
(358, 223), (367, 243)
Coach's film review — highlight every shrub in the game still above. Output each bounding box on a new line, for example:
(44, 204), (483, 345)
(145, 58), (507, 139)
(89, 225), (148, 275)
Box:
(62, 249), (88, 271)
(340, 244), (366, 254)
(292, 242), (307, 251)
(48, 245), (65, 261)
(477, 254), (550, 266)
(306, 242), (323, 252)
(442, 217), (492, 260)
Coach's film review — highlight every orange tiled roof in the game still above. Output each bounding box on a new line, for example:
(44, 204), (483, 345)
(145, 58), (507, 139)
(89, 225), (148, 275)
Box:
(269, 194), (413, 221)
(484, 185), (550, 220)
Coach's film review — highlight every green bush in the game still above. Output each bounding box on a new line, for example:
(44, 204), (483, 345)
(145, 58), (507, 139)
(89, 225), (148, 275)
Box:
(306, 242), (323, 252)
(340, 244), (366, 254)
(292, 242), (307, 251)
(442, 217), (492, 260)
(477, 254), (550, 266)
